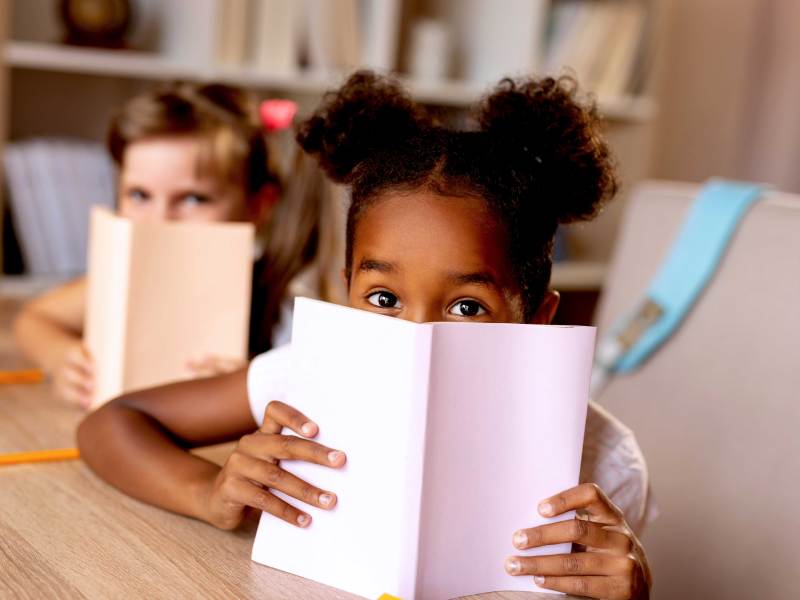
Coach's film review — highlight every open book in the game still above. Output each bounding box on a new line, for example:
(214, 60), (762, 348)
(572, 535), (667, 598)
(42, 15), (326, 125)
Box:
(251, 298), (595, 599)
(84, 207), (253, 408)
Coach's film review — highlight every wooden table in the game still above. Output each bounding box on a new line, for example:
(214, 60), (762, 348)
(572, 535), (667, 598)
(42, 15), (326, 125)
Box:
(0, 293), (577, 599)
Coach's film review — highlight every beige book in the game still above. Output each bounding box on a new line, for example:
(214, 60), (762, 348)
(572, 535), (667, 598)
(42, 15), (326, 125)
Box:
(250, 0), (301, 75)
(216, 0), (250, 65)
(306, 0), (361, 74)
(84, 207), (254, 408)
(594, 1), (647, 98)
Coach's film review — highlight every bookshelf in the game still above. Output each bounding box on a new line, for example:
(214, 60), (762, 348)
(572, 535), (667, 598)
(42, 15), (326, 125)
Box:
(5, 41), (655, 122)
(1, 0), (660, 298)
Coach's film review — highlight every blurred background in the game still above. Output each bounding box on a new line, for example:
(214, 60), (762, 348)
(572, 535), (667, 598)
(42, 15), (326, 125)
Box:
(2, 0), (798, 321)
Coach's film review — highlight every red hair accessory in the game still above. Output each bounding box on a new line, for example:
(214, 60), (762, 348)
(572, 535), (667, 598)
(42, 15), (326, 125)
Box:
(259, 99), (298, 132)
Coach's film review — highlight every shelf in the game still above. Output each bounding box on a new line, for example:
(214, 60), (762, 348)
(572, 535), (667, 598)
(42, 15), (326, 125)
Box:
(5, 41), (655, 122)
(550, 261), (607, 291)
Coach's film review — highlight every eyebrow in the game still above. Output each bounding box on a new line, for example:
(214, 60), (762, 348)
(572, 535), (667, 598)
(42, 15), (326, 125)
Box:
(357, 258), (398, 274)
(357, 259), (498, 288)
(447, 271), (498, 287)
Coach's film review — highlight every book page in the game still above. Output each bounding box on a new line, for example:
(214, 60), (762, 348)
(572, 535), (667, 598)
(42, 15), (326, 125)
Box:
(251, 299), (431, 599)
(85, 209), (253, 406)
(416, 322), (595, 598)
(122, 218), (253, 396)
(85, 208), (132, 406)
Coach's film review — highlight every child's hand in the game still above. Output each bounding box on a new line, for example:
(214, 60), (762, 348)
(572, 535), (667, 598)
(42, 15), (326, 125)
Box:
(505, 483), (651, 599)
(204, 400), (346, 530)
(186, 355), (247, 378)
(53, 343), (94, 409)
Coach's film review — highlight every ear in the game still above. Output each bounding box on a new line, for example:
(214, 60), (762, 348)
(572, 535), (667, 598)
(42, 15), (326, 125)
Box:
(247, 184), (280, 229)
(341, 267), (350, 291)
(530, 290), (560, 325)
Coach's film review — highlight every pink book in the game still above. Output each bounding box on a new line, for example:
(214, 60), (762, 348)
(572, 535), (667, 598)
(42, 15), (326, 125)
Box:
(251, 298), (595, 598)
(84, 207), (253, 408)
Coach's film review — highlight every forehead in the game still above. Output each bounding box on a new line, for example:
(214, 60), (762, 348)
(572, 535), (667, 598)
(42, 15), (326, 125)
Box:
(353, 190), (512, 275)
(120, 135), (213, 182)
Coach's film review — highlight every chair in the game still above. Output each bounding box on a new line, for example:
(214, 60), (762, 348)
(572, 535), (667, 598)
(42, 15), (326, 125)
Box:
(594, 180), (800, 600)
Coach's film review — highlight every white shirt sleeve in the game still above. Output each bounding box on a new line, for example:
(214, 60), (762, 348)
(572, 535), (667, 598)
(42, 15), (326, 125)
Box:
(580, 401), (659, 536)
(246, 344), (292, 426)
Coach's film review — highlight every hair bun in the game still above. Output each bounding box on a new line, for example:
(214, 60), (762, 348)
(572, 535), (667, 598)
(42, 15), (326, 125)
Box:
(477, 76), (617, 223)
(296, 71), (433, 183)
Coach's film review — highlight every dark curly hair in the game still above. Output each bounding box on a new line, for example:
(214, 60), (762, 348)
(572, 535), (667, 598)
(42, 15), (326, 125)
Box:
(297, 71), (617, 319)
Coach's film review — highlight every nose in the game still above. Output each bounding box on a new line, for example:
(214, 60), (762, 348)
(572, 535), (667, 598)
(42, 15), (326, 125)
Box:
(151, 198), (181, 222)
(402, 304), (440, 324)
(132, 198), (169, 222)
(163, 204), (183, 221)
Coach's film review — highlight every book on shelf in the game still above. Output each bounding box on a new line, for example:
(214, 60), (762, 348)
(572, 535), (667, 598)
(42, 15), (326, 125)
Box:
(251, 298), (595, 598)
(84, 208), (254, 408)
(4, 143), (49, 274)
(594, 1), (647, 98)
(249, 0), (302, 75)
(543, 0), (649, 98)
(213, 0), (401, 75)
(3, 139), (115, 275)
(216, 0), (250, 66)
(436, 0), (549, 85)
(305, 0), (362, 74)
(359, 0), (401, 71)
(155, 0), (218, 65)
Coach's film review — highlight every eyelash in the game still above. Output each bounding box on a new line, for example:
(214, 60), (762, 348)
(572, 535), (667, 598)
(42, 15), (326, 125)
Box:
(127, 188), (149, 202)
(183, 193), (212, 205)
(447, 299), (488, 318)
(366, 290), (402, 310)
(124, 190), (213, 205)
(365, 291), (488, 318)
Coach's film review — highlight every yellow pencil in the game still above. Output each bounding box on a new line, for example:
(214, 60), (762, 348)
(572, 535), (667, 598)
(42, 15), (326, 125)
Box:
(0, 448), (80, 466)
(0, 369), (46, 385)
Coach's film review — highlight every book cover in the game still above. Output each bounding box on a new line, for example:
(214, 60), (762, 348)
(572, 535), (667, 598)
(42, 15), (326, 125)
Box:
(84, 207), (254, 407)
(251, 298), (595, 598)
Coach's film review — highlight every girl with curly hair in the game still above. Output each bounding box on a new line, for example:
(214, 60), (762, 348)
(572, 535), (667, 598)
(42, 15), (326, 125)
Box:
(80, 72), (653, 599)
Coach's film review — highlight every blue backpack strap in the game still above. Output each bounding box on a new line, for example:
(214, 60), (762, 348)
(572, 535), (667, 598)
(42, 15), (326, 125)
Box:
(591, 179), (766, 394)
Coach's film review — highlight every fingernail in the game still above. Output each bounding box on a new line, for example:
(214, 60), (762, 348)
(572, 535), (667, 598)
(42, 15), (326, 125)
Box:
(539, 501), (554, 516)
(534, 576), (545, 586)
(328, 450), (343, 464)
(319, 493), (334, 507)
(301, 422), (315, 436)
(505, 557), (521, 575)
(513, 531), (527, 549)
(297, 514), (311, 527)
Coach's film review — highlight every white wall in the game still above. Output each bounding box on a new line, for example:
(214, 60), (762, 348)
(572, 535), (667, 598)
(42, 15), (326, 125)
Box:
(650, 0), (800, 193)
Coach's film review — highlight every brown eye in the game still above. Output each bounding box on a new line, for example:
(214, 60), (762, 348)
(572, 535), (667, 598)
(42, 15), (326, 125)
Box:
(448, 299), (486, 317)
(367, 291), (401, 309)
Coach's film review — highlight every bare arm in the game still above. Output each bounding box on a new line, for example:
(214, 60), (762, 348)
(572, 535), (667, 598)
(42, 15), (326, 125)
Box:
(77, 368), (345, 529)
(13, 278), (94, 407)
(77, 368), (256, 522)
(13, 277), (87, 371)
